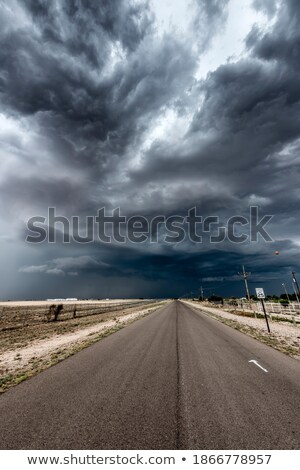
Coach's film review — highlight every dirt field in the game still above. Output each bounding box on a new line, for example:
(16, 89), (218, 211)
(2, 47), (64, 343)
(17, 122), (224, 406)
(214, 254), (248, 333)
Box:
(0, 299), (154, 329)
(0, 299), (137, 307)
(0, 299), (167, 393)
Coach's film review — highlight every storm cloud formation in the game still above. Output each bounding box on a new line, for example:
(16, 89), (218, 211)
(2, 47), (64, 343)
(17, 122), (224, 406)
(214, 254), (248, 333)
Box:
(0, 0), (299, 299)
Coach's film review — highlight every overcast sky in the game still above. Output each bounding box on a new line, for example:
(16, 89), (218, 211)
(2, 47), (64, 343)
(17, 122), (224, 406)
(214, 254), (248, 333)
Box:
(0, 0), (300, 299)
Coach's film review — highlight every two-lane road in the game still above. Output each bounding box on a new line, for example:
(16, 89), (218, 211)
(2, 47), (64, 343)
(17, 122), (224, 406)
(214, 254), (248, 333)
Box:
(1, 301), (299, 449)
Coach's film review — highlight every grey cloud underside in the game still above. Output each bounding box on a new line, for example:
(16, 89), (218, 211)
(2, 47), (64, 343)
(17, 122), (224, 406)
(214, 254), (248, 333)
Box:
(252, 0), (279, 18)
(0, 0), (196, 215)
(0, 0), (300, 298)
(15, 237), (299, 298)
(192, 0), (230, 51)
(130, 0), (300, 216)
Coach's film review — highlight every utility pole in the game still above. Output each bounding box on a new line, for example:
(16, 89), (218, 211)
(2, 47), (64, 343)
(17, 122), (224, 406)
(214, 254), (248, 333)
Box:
(282, 283), (290, 303)
(292, 281), (300, 304)
(238, 265), (252, 309)
(292, 272), (300, 297)
(200, 286), (204, 301)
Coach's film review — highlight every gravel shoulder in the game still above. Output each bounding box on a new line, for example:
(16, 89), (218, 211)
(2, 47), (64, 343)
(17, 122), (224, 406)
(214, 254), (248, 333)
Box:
(183, 301), (300, 359)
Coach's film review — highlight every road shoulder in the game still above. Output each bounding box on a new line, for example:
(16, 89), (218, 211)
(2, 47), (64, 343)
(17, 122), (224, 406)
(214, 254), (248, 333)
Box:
(182, 300), (300, 360)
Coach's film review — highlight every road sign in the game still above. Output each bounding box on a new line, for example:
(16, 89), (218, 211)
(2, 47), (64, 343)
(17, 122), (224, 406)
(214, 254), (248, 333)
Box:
(256, 289), (270, 333)
(255, 288), (265, 299)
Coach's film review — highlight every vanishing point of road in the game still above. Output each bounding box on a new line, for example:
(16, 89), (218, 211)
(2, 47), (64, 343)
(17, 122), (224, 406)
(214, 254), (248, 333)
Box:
(0, 301), (299, 449)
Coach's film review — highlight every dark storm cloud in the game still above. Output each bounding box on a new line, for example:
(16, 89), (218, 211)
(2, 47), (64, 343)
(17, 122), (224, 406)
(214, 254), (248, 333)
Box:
(1, 0), (300, 299)
(0, 0), (196, 187)
(24, 0), (154, 55)
(130, 0), (300, 214)
(0, 0), (195, 219)
(16, 237), (300, 298)
(121, 0), (300, 295)
(128, 54), (300, 225)
(248, 0), (300, 70)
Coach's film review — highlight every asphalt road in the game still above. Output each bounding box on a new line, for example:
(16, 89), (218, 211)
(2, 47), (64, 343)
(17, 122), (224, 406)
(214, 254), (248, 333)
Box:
(1, 300), (300, 449)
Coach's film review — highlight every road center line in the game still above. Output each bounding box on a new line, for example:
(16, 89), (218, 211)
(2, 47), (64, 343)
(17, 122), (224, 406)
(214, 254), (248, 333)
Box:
(248, 360), (268, 373)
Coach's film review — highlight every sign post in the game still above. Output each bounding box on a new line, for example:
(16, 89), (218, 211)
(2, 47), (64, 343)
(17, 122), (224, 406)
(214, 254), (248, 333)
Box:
(255, 288), (270, 333)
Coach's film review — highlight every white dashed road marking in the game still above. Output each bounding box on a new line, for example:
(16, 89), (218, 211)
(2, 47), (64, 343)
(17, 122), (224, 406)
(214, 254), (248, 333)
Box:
(248, 360), (268, 373)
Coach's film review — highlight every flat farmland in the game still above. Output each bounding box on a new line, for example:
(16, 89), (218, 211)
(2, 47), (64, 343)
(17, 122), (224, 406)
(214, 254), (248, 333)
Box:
(0, 299), (154, 329)
(0, 299), (166, 393)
